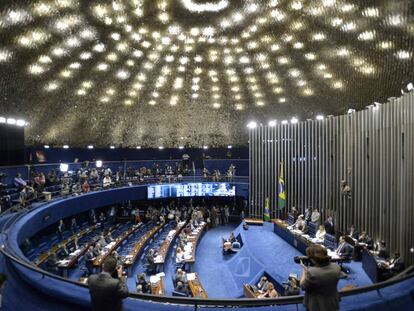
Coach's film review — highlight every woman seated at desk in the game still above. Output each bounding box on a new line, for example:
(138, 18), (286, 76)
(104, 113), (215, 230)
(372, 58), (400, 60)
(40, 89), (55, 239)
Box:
(258, 282), (278, 298)
(257, 276), (269, 292)
(312, 225), (326, 243)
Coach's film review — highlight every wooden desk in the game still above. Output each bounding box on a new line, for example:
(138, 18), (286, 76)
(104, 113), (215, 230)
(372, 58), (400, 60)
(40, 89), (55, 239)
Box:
(93, 223), (142, 268)
(155, 221), (186, 272)
(188, 273), (208, 298)
(35, 225), (97, 266)
(124, 223), (164, 276)
(150, 276), (165, 296)
(244, 218), (264, 226)
(184, 222), (207, 271)
(243, 284), (260, 298)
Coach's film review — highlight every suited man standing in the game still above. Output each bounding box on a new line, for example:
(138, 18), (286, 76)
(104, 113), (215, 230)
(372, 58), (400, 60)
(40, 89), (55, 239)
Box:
(88, 256), (128, 311)
(324, 216), (335, 235)
(300, 245), (341, 311)
(347, 225), (359, 240)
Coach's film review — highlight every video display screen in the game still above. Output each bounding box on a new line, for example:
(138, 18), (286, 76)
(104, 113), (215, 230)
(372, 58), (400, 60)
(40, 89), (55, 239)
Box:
(147, 183), (236, 199)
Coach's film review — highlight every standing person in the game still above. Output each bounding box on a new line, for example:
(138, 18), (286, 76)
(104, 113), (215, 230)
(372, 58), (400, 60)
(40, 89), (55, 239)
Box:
(300, 245), (342, 311)
(324, 216), (335, 235)
(57, 219), (65, 241)
(311, 208), (320, 226)
(88, 256), (128, 311)
(0, 274), (7, 309)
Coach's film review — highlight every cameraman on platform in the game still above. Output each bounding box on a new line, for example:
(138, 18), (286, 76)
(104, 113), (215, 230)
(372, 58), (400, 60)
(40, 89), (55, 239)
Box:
(299, 245), (342, 311)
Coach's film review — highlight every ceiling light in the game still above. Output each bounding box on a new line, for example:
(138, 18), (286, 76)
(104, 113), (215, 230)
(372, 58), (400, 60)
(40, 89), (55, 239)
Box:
(63, 145), (69, 149)
(136, 146), (141, 149)
(16, 119), (26, 126)
(291, 117), (299, 124)
(227, 145), (232, 149)
(44, 145), (50, 149)
(110, 146), (115, 149)
(0, 117), (6, 123)
(6, 118), (16, 125)
(203, 145), (208, 149)
(247, 121), (257, 129)
(316, 115), (324, 120)
(178, 146), (184, 150)
(347, 108), (356, 114)
(158, 146), (164, 150)
(281, 120), (288, 125)
(268, 120), (277, 127)
(87, 145), (94, 149)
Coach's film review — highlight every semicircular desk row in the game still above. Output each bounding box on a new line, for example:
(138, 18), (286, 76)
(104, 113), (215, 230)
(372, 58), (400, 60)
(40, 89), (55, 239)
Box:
(3, 185), (414, 311)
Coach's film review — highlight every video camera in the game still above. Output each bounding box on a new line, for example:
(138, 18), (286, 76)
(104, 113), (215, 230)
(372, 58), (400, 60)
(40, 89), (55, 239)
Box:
(294, 255), (311, 265)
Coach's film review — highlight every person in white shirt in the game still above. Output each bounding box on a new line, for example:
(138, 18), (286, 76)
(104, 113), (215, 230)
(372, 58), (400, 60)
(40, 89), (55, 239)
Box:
(311, 208), (320, 226)
(176, 247), (185, 263)
(103, 175), (112, 188)
(315, 225), (326, 241)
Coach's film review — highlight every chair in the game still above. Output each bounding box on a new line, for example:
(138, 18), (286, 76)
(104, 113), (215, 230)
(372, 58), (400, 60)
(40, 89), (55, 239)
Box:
(307, 222), (317, 238)
(231, 241), (241, 253)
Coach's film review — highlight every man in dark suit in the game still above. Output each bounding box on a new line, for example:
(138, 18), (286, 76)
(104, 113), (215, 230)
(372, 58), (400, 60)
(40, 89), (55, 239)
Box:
(347, 225), (359, 239)
(88, 256), (128, 311)
(300, 245), (341, 311)
(335, 236), (353, 259)
(324, 216), (335, 235)
(85, 246), (95, 275)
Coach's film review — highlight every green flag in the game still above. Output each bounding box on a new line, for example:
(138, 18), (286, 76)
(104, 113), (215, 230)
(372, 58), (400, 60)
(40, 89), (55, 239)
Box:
(278, 162), (286, 209)
(264, 197), (270, 221)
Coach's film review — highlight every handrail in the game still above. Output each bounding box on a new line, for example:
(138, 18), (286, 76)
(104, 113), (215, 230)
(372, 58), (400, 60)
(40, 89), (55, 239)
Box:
(1, 240), (414, 307)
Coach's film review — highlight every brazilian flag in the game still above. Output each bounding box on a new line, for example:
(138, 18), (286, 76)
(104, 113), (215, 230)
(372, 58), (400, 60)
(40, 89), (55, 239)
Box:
(278, 162), (286, 209)
(264, 197), (270, 221)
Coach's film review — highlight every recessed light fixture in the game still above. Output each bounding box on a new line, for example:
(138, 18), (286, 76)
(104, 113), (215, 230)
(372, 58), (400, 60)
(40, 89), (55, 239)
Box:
(281, 120), (288, 125)
(227, 145), (232, 149)
(63, 145), (69, 149)
(178, 146), (184, 150)
(247, 121), (257, 129)
(268, 120), (277, 127)
(87, 145), (94, 149)
(136, 146), (141, 149)
(110, 146), (115, 149)
(203, 145), (208, 149)
(316, 115), (324, 120)
(291, 117), (299, 124)
(158, 146), (164, 150)
(44, 145), (50, 149)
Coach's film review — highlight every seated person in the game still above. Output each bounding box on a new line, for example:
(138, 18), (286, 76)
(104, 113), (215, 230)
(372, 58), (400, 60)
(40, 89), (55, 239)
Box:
(147, 249), (156, 273)
(84, 246), (95, 275)
(46, 253), (59, 275)
(136, 284), (143, 294)
(284, 277), (300, 296)
(379, 252), (405, 280)
(290, 215), (307, 233)
(70, 218), (78, 233)
(175, 269), (187, 284)
(67, 238), (79, 253)
(257, 276), (269, 292)
(375, 240), (390, 260)
(314, 225), (326, 242)
(97, 235), (107, 248)
(103, 175), (112, 188)
(136, 273), (150, 294)
(175, 281), (189, 296)
(56, 247), (69, 260)
(14, 173), (27, 190)
(105, 232), (113, 244)
(222, 239), (232, 253)
(229, 232), (236, 243)
(176, 247), (185, 264)
(347, 225), (359, 240)
(335, 236), (353, 259)
(258, 282), (278, 298)
(93, 244), (101, 257)
(243, 222), (249, 230)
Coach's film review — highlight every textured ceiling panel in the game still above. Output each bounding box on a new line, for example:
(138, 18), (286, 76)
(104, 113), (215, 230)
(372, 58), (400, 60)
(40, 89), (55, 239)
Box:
(0, 0), (413, 147)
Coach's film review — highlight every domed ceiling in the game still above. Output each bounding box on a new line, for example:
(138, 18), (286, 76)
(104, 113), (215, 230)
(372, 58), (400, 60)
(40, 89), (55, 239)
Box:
(0, 0), (413, 147)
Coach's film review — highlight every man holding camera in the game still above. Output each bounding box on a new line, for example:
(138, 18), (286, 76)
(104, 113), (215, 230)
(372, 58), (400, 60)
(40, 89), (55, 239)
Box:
(300, 245), (342, 311)
(88, 256), (128, 311)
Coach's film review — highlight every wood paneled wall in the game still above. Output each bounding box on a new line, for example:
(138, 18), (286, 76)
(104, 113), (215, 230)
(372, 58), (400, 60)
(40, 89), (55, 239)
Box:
(249, 92), (414, 264)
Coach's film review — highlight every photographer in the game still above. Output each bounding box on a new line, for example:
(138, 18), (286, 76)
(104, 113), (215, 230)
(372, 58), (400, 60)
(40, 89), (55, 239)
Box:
(299, 245), (341, 311)
(88, 256), (128, 311)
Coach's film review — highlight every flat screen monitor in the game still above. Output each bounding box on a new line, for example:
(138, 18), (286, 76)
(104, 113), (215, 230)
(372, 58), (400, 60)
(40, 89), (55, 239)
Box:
(147, 182), (236, 199)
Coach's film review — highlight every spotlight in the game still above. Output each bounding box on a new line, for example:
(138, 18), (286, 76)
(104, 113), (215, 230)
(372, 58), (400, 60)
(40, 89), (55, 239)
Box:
(227, 145), (232, 149)
(347, 108), (356, 114)
(410, 247), (414, 254)
(87, 145), (94, 149)
(178, 146), (184, 150)
(6, 118), (16, 125)
(16, 119), (26, 126)
(0, 117), (5, 123)
(63, 145), (69, 149)
(316, 115), (324, 120)
(203, 145), (208, 149)
(44, 145), (50, 149)
(96, 160), (103, 168)
(291, 117), (298, 124)
(268, 120), (277, 127)
(60, 163), (69, 172)
(136, 146), (141, 149)
(247, 121), (257, 129)
(281, 120), (288, 125)
(158, 146), (164, 150)
(110, 146), (115, 149)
